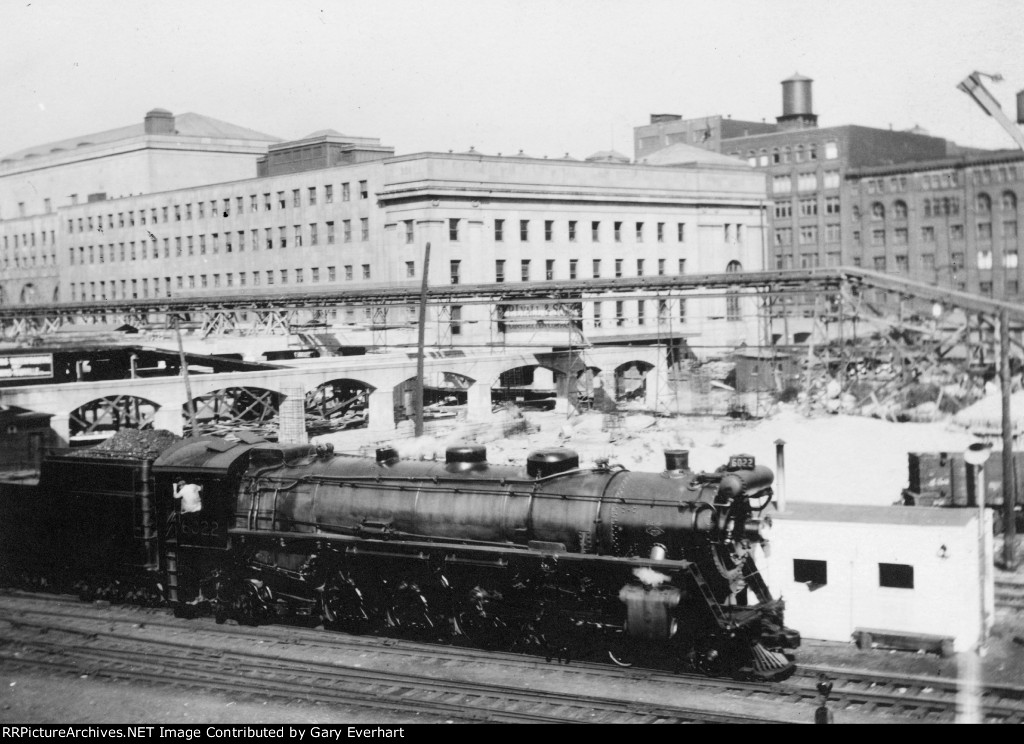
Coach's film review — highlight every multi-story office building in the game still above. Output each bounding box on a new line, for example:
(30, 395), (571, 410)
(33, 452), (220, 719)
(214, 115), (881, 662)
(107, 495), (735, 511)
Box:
(1, 117), (771, 354)
(847, 150), (1023, 298)
(633, 75), (1022, 308)
(0, 109), (279, 304)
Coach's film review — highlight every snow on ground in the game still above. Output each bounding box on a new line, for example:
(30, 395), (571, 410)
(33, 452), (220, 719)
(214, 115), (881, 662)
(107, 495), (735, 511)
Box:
(318, 405), (980, 508)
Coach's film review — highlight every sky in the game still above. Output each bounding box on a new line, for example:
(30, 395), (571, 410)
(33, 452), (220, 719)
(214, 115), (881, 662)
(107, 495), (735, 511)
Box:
(3, 0), (1024, 160)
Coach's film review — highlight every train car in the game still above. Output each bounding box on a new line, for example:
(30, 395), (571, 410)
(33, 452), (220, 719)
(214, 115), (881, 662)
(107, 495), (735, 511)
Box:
(0, 448), (161, 601)
(153, 440), (799, 680)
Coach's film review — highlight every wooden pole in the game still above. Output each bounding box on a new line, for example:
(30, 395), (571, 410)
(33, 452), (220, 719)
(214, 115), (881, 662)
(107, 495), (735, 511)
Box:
(414, 242), (431, 438)
(175, 314), (198, 437)
(1000, 309), (1017, 569)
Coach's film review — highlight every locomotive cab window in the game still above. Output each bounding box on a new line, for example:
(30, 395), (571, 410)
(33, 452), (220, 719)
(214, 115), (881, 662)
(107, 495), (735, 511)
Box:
(878, 563), (914, 589)
(793, 559), (827, 586)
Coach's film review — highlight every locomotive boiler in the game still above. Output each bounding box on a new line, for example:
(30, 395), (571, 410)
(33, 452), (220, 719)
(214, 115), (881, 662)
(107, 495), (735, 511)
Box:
(154, 438), (799, 679)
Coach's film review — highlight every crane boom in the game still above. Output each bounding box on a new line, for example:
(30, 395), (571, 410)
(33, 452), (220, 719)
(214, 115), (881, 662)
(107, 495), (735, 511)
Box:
(957, 72), (1024, 151)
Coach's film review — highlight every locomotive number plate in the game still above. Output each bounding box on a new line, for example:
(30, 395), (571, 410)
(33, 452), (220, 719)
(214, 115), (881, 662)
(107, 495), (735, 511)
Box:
(728, 455), (755, 470)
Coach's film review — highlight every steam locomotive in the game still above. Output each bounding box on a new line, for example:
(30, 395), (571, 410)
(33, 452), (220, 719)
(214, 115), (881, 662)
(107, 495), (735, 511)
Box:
(0, 438), (799, 680)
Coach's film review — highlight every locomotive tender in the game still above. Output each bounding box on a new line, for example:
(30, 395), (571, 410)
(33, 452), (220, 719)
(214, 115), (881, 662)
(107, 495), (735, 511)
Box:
(149, 437), (798, 679)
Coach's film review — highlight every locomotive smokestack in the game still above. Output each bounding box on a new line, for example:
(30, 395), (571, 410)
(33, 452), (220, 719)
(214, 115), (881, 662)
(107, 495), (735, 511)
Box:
(664, 449), (689, 472)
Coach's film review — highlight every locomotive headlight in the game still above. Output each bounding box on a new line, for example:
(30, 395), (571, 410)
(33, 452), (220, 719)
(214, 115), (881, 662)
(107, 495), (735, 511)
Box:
(743, 516), (772, 543)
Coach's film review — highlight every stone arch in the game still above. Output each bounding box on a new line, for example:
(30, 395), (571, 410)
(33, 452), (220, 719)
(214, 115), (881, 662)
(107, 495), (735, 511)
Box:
(184, 386), (282, 437)
(305, 378), (375, 433)
(614, 360), (655, 401)
(491, 364), (557, 411)
(69, 395), (160, 442)
(393, 371), (474, 424)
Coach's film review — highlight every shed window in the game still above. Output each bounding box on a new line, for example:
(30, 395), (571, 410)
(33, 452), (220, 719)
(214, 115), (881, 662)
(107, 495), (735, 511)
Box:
(793, 559), (827, 585)
(879, 563), (914, 589)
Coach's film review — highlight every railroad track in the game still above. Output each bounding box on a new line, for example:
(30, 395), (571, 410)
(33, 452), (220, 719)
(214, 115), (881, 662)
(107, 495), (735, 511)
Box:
(0, 593), (778, 724)
(996, 578), (1024, 612)
(5, 591), (1024, 723)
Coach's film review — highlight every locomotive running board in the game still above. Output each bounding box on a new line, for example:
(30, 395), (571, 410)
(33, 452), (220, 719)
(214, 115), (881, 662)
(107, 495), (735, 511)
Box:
(227, 528), (696, 572)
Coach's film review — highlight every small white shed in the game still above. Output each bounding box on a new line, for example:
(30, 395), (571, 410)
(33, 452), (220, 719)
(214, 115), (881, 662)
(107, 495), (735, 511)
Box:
(762, 501), (994, 653)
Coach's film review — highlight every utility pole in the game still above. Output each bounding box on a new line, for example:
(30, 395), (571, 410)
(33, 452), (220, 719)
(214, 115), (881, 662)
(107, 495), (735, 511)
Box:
(1000, 309), (1017, 569)
(174, 314), (198, 437)
(414, 242), (431, 438)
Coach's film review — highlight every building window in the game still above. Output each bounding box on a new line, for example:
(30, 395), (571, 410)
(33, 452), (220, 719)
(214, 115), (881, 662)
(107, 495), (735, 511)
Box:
(343, 220), (352, 243)
(450, 305), (462, 336)
(825, 224), (841, 243)
(405, 220), (415, 244)
(278, 227), (287, 249)
(569, 259), (578, 279)
(545, 259), (554, 280)
(362, 264), (370, 279)
(309, 223), (318, 246)
(871, 229), (886, 247)
(1005, 250), (1019, 269)
(545, 220), (554, 241)
(879, 563), (914, 589)
(1004, 220), (1018, 238)
(824, 141), (838, 159)
(342, 183), (350, 201)
(327, 221), (335, 244)
(614, 221), (622, 242)
(592, 258), (601, 278)
(950, 224), (964, 241)
(495, 219), (504, 242)
(635, 222), (644, 242)
(405, 261), (415, 278)
(569, 220), (577, 241)
(978, 222), (993, 240)
(520, 220), (529, 241)
(615, 300), (625, 327)
(793, 559), (827, 585)
(772, 175), (792, 194)
(894, 228), (908, 245)
(799, 198), (818, 217)
(977, 192), (992, 214)
(593, 301), (602, 328)
(360, 218), (369, 241)
(521, 259), (530, 281)
(895, 255), (908, 272)
(450, 260), (461, 284)
(328, 266), (336, 281)
(797, 173), (817, 192)
(449, 218), (460, 241)
(921, 226), (935, 243)
(356, 180), (367, 199)
(495, 259), (505, 283)
(893, 200), (908, 219)
(873, 256), (886, 271)
(799, 226), (817, 244)
(774, 201), (792, 219)
(978, 250), (993, 270)
(824, 196), (840, 215)
(615, 258), (623, 278)
(636, 258), (645, 276)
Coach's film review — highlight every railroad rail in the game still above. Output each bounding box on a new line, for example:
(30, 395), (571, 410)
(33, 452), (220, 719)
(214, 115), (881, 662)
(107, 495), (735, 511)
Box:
(0, 593), (780, 724)
(4, 591), (1024, 723)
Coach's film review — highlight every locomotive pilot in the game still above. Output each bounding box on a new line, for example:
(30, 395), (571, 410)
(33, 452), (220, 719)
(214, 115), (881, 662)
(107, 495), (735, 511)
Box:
(174, 479), (203, 514)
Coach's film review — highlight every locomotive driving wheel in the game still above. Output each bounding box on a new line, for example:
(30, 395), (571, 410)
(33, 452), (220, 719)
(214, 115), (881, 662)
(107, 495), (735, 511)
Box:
(454, 586), (509, 650)
(320, 571), (370, 634)
(606, 626), (637, 668)
(384, 581), (436, 639)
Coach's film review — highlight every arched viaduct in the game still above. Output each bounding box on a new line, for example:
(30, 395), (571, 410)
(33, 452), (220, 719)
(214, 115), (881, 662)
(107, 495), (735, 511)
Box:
(1, 346), (666, 442)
